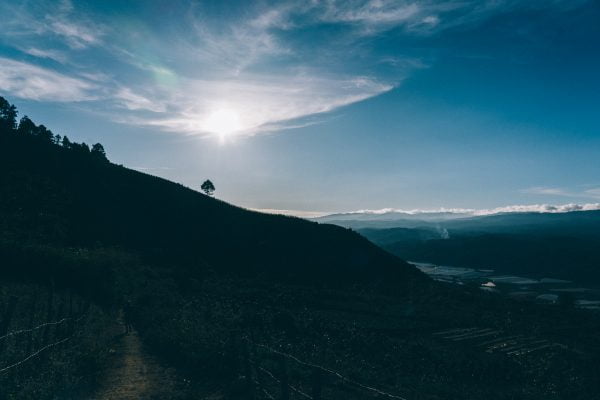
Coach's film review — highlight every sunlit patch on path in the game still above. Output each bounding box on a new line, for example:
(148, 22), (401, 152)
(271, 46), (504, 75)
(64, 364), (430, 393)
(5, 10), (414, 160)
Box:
(89, 320), (179, 400)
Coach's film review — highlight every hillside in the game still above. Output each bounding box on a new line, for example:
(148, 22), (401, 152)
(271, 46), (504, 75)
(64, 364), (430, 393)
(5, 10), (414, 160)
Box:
(2, 96), (600, 400)
(0, 127), (423, 288)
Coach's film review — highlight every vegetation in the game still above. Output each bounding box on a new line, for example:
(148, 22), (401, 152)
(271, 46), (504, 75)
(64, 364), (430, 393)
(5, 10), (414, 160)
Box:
(201, 179), (216, 196)
(0, 281), (117, 400)
(1, 96), (600, 399)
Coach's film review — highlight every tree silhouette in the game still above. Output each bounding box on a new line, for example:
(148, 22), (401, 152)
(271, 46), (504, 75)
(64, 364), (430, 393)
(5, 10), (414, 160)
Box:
(61, 135), (72, 148)
(17, 116), (37, 136)
(0, 95), (109, 161)
(36, 124), (54, 143)
(0, 96), (17, 132)
(201, 179), (215, 196)
(91, 143), (108, 161)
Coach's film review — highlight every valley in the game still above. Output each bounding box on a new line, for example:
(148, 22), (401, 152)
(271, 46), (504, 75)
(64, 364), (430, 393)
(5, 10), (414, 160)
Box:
(410, 262), (600, 311)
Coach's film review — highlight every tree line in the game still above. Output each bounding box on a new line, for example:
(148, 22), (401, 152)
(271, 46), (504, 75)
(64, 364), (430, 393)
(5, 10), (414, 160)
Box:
(0, 96), (108, 162)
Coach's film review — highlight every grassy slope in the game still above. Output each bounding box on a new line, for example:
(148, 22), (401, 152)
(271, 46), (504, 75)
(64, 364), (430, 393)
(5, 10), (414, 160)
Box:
(0, 132), (423, 286)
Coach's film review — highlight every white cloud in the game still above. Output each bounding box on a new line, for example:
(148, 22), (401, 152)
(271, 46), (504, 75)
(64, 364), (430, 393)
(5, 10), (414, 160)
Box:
(320, 1), (421, 25)
(1, 0), (591, 139)
(422, 15), (440, 26)
(328, 203), (600, 217)
(584, 188), (600, 197)
(522, 186), (600, 200)
(473, 203), (600, 215)
(47, 19), (103, 49)
(118, 73), (393, 136)
(0, 57), (97, 102)
(309, 0), (591, 36)
(42, 1), (105, 50)
(0, 0), (104, 50)
(522, 186), (572, 196)
(251, 208), (329, 218)
(187, 8), (292, 75)
(22, 47), (68, 63)
(114, 88), (167, 113)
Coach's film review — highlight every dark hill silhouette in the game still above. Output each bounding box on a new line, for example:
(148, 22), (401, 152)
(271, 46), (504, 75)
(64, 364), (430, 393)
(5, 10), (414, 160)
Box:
(0, 96), (422, 287)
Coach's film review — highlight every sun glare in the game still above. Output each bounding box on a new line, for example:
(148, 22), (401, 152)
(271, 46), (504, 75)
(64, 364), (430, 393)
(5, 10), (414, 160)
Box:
(204, 108), (242, 141)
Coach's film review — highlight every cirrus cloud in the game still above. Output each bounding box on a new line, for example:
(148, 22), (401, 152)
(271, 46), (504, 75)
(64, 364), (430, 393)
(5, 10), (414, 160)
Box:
(0, 0), (594, 138)
(0, 57), (97, 102)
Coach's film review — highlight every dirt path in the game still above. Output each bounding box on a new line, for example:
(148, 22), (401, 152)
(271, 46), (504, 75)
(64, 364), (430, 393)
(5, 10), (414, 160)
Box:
(90, 328), (177, 400)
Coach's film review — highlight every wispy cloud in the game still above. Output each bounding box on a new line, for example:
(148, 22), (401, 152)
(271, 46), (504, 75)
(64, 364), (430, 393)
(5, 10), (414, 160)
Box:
(584, 187), (600, 197)
(0, 57), (97, 102)
(320, 1), (421, 25)
(0, 0), (104, 50)
(251, 208), (329, 218)
(522, 186), (572, 196)
(21, 47), (68, 63)
(0, 0), (593, 138)
(114, 73), (394, 136)
(328, 203), (600, 217)
(114, 88), (167, 113)
(131, 166), (175, 172)
(43, 0), (104, 49)
(522, 186), (600, 200)
(46, 19), (103, 49)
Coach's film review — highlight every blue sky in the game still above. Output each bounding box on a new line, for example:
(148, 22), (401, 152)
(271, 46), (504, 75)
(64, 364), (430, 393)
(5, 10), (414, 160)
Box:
(1, 0), (599, 215)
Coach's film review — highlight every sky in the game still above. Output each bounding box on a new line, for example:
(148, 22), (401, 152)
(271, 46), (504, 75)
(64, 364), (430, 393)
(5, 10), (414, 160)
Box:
(1, 0), (599, 216)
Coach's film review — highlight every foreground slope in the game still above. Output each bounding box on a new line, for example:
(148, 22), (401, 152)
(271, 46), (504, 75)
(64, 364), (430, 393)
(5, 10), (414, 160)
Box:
(0, 128), (422, 286)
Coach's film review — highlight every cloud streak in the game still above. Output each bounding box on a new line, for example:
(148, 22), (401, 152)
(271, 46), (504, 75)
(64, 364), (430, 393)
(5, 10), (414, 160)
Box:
(0, 0), (593, 138)
(118, 74), (393, 136)
(0, 57), (97, 102)
(21, 47), (68, 63)
(327, 203), (600, 217)
(522, 186), (600, 200)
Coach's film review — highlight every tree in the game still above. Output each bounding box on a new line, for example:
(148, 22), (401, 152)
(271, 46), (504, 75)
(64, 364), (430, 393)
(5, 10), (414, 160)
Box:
(0, 96), (17, 133)
(201, 179), (215, 196)
(36, 124), (54, 143)
(91, 143), (108, 161)
(78, 142), (91, 153)
(17, 116), (37, 136)
(61, 135), (72, 148)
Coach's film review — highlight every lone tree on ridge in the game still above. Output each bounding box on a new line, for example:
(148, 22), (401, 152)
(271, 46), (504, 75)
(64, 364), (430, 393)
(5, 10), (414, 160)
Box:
(201, 179), (215, 196)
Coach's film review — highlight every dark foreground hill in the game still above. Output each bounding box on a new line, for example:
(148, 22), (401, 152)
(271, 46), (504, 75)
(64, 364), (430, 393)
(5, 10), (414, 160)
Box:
(1, 97), (600, 400)
(0, 127), (421, 287)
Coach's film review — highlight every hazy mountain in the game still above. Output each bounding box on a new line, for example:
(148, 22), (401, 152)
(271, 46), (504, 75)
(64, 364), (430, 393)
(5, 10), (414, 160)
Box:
(316, 208), (600, 232)
(344, 211), (600, 283)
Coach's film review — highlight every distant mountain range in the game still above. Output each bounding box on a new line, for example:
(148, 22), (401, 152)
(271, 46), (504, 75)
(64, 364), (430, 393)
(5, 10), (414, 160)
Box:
(315, 207), (600, 234)
(316, 208), (600, 283)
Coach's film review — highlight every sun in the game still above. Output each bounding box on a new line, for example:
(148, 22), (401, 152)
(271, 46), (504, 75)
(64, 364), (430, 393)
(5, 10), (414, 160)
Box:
(204, 108), (242, 141)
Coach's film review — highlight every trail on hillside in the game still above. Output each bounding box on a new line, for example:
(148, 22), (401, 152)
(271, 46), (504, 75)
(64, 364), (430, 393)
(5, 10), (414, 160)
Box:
(90, 323), (178, 400)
